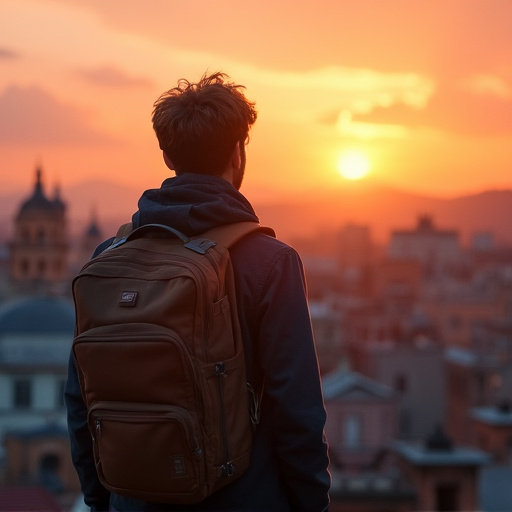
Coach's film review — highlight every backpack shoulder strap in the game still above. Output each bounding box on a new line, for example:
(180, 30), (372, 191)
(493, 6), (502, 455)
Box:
(112, 222), (134, 244)
(200, 222), (275, 249)
(106, 221), (275, 254)
(199, 222), (274, 427)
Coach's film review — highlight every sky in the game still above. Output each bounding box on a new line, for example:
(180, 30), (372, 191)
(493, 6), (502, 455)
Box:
(0, 0), (511, 203)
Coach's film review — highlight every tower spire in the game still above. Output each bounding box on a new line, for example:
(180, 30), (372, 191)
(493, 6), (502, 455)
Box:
(34, 164), (44, 196)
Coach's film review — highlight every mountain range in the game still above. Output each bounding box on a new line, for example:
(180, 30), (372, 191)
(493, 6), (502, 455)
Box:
(1, 179), (512, 253)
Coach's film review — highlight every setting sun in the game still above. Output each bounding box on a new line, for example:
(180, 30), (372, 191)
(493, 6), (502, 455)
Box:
(337, 150), (371, 180)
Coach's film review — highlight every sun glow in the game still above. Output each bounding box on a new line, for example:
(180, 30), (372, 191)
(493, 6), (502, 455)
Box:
(337, 150), (371, 180)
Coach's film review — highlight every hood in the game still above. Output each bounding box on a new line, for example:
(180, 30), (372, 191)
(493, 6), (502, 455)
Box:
(132, 173), (259, 236)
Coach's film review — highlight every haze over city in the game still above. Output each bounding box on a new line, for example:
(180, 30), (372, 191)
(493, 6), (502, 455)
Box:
(1, 0), (511, 222)
(1, 3), (512, 510)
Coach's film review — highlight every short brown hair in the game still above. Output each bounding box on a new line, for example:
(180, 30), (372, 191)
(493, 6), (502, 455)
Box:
(152, 72), (257, 175)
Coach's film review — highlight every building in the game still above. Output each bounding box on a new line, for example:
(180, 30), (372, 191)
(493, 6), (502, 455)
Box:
(351, 337), (446, 441)
(445, 344), (512, 445)
(322, 369), (399, 470)
(470, 402), (512, 465)
(393, 427), (491, 512)
(373, 259), (422, 316)
(0, 485), (63, 512)
(323, 369), (417, 511)
(423, 292), (509, 349)
(336, 224), (376, 298)
(0, 295), (74, 439)
(8, 167), (69, 296)
(387, 215), (462, 278)
(309, 300), (344, 375)
(2, 424), (80, 500)
(0, 294), (78, 504)
(69, 208), (104, 276)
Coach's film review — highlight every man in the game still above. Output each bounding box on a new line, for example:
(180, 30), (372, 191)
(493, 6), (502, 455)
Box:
(65, 72), (330, 511)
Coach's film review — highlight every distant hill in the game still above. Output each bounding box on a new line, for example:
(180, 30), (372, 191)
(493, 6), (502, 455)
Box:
(256, 183), (512, 248)
(1, 179), (512, 251)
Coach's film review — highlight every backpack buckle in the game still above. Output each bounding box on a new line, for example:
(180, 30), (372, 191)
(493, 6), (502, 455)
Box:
(184, 238), (216, 255)
(221, 462), (235, 477)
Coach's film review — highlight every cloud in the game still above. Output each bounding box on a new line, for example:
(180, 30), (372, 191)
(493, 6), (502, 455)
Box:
(253, 65), (435, 107)
(78, 65), (154, 88)
(338, 78), (512, 138)
(461, 74), (512, 100)
(311, 66), (434, 139)
(0, 47), (19, 59)
(0, 85), (116, 145)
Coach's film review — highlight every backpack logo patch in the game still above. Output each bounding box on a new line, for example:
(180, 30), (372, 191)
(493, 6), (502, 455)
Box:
(119, 291), (138, 307)
(171, 454), (187, 478)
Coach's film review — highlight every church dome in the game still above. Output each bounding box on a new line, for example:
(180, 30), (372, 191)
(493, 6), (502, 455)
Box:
(0, 296), (75, 335)
(17, 167), (65, 217)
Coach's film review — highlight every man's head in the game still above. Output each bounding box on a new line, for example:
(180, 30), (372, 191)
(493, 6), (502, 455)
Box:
(152, 72), (257, 188)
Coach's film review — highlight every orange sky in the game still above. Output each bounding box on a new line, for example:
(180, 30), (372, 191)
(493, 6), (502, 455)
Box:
(0, 0), (511, 202)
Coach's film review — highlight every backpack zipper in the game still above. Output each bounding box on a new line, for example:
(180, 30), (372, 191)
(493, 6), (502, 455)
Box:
(215, 362), (235, 476)
(90, 402), (202, 456)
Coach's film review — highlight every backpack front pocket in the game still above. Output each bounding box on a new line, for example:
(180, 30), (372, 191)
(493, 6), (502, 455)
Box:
(88, 401), (204, 500)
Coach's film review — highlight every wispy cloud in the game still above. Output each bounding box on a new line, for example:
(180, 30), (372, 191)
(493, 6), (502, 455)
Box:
(0, 85), (116, 145)
(461, 74), (512, 100)
(77, 65), (154, 88)
(0, 47), (19, 59)
(349, 80), (512, 137)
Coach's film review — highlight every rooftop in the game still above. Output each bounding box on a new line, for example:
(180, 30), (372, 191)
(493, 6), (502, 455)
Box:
(393, 439), (491, 466)
(322, 369), (394, 401)
(0, 296), (74, 335)
(471, 403), (512, 427)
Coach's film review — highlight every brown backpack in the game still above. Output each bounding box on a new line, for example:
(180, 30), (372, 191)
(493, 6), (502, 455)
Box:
(72, 222), (274, 504)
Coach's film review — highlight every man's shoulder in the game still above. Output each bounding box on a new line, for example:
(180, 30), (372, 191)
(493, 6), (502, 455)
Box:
(230, 229), (301, 272)
(236, 228), (294, 254)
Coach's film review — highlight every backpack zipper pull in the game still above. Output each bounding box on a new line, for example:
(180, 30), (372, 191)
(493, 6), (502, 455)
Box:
(215, 362), (226, 376)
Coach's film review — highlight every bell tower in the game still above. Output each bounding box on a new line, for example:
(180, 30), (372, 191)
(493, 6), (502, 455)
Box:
(9, 166), (69, 293)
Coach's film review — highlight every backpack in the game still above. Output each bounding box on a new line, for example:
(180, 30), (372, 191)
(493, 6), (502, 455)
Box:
(71, 221), (274, 504)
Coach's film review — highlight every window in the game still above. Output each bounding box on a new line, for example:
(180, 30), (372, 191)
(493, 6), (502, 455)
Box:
(394, 373), (408, 393)
(53, 258), (63, 274)
(21, 228), (30, 243)
(37, 228), (46, 245)
(37, 258), (46, 277)
(343, 414), (361, 449)
(14, 379), (31, 408)
(19, 259), (29, 276)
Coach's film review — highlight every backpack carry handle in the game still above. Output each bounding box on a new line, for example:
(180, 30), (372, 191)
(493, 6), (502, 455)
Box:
(108, 223), (217, 255)
(127, 224), (190, 243)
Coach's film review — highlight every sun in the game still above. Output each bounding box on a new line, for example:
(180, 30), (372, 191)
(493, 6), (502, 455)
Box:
(337, 150), (371, 180)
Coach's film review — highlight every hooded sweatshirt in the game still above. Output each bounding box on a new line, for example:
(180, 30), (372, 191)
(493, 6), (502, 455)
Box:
(65, 174), (330, 512)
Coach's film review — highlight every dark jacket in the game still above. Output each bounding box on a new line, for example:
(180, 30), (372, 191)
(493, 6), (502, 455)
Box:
(65, 174), (330, 512)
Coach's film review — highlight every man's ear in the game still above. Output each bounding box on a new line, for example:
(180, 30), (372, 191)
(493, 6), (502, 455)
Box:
(163, 152), (175, 170)
(231, 141), (241, 170)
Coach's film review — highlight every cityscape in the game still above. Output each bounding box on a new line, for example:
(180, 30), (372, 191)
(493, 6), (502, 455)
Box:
(1, 1), (511, 510)
(0, 167), (511, 511)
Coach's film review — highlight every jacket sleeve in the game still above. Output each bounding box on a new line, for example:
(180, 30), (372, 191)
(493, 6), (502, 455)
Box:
(64, 353), (111, 512)
(256, 247), (331, 511)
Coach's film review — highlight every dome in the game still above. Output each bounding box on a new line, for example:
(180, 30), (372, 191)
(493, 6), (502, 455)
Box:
(17, 168), (65, 217)
(0, 296), (75, 335)
(86, 218), (102, 238)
